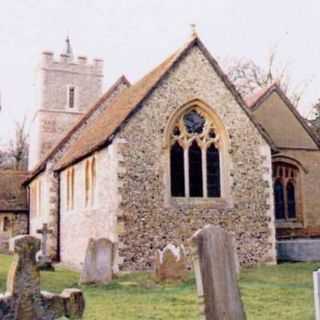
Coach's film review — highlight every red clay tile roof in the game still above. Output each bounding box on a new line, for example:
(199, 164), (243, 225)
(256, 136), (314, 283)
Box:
(24, 75), (130, 185)
(55, 35), (277, 171)
(0, 170), (29, 212)
(246, 82), (320, 148)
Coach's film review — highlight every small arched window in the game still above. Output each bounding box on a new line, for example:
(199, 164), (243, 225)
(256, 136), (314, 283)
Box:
(66, 168), (75, 211)
(170, 107), (221, 198)
(274, 179), (285, 220)
(85, 160), (90, 207)
(170, 142), (185, 197)
(273, 162), (299, 221)
(91, 157), (96, 205)
(71, 168), (75, 210)
(287, 182), (296, 219)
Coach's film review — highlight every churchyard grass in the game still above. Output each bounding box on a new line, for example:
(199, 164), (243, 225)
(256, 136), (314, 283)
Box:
(0, 254), (317, 319)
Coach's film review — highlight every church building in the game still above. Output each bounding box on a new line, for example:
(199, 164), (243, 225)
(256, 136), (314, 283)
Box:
(23, 33), (320, 271)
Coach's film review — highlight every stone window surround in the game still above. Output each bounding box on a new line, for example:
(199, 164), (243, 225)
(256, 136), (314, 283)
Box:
(66, 167), (75, 211)
(84, 156), (96, 208)
(272, 158), (304, 225)
(30, 179), (42, 217)
(66, 84), (79, 111)
(163, 99), (232, 209)
(37, 179), (42, 216)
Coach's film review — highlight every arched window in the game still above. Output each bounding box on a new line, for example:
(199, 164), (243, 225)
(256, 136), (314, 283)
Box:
(207, 144), (220, 197)
(91, 157), (96, 205)
(170, 107), (221, 198)
(272, 162), (299, 221)
(189, 141), (203, 197)
(71, 168), (75, 210)
(85, 160), (90, 207)
(66, 168), (75, 211)
(274, 179), (285, 220)
(287, 182), (296, 219)
(66, 170), (70, 210)
(170, 142), (185, 196)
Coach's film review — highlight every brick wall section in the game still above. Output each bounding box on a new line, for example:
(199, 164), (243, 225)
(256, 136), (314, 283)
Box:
(117, 46), (276, 270)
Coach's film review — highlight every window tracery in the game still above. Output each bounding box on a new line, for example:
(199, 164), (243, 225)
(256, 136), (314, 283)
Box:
(170, 107), (221, 198)
(273, 162), (299, 221)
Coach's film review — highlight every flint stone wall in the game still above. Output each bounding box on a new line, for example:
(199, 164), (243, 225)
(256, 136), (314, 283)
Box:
(117, 46), (276, 270)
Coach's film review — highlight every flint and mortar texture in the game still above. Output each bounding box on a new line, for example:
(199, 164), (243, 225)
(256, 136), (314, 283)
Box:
(117, 46), (276, 270)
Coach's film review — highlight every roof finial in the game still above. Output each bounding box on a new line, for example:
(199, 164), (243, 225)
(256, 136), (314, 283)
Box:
(65, 36), (73, 58)
(190, 23), (197, 36)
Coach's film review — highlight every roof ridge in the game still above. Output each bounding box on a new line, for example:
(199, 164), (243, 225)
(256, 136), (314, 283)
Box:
(245, 81), (279, 109)
(248, 83), (320, 149)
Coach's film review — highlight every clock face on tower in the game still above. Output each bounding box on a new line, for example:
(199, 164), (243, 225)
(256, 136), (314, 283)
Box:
(183, 110), (205, 134)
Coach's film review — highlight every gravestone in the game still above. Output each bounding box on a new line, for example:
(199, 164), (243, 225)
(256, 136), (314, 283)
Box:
(314, 269), (320, 320)
(0, 235), (85, 320)
(155, 244), (187, 282)
(190, 225), (246, 320)
(37, 223), (55, 271)
(80, 238), (114, 285)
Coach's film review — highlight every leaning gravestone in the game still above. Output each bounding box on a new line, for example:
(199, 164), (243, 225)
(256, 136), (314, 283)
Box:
(0, 235), (85, 320)
(80, 238), (114, 285)
(190, 225), (246, 320)
(155, 244), (187, 282)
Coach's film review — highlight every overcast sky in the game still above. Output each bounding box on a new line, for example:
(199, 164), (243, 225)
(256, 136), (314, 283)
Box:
(0, 0), (320, 143)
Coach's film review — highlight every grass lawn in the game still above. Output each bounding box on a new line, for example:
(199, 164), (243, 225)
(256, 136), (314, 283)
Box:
(0, 254), (317, 319)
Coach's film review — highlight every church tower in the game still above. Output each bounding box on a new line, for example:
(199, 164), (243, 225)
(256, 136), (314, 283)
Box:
(29, 38), (103, 169)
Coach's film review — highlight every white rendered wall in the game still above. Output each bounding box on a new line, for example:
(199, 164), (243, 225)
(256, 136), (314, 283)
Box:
(59, 144), (121, 270)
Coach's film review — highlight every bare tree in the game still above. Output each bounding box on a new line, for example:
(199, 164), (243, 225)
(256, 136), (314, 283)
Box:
(223, 49), (310, 107)
(7, 117), (29, 170)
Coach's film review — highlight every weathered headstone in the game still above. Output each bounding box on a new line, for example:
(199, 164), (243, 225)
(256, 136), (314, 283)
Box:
(0, 235), (85, 320)
(80, 238), (114, 284)
(190, 225), (246, 320)
(314, 269), (320, 320)
(155, 244), (187, 282)
(37, 223), (55, 271)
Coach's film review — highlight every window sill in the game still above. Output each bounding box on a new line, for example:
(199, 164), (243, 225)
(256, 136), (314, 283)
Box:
(276, 221), (303, 229)
(168, 197), (232, 209)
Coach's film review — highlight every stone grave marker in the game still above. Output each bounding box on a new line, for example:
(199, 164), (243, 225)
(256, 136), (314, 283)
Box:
(80, 238), (114, 285)
(190, 225), (246, 320)
(314, 269), (320, 320)
(0, 235), (85, 320)
(155, 244), (187, 282)
(37, 223), (55, 271)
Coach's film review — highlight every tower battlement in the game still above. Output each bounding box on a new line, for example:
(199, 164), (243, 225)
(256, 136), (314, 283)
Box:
(29, 39), (104, 170)
(41, 51), (103, 75)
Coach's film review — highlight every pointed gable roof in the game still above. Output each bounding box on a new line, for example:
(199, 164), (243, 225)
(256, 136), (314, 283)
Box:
(246, 83), (320, 149)
(24, 75), (130, 185)
(55, 35), (277, 171)
(245, 82), (279, 109)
